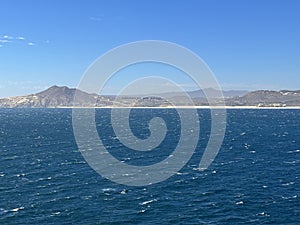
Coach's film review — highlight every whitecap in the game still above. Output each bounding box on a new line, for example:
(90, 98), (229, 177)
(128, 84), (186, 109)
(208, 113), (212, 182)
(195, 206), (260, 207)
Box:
(287, 149), (300, 153)
(244, 143), (250, 149)
(120, 189), (128, 195)
(81, 195), (92, 200)
(236, 201), (244, 205)
(283, 161), (296, 164)
(102, 188), (116, 194)
(11, 207), (24, 212)
(282, 195), (297, 200)
(16, 173), (26, 177)
(122, 173), (134, 177)
(257, 212), (269, 216)
(0, 208), (8, 214)
(176, 172), (187, 175)
(140, 199), (157, 206)
(192, 167), (206, 171)
(282, 181), (295, 186)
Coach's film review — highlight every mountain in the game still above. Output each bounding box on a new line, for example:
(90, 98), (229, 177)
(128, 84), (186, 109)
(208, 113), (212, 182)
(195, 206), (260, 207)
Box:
(144, 88), (248, 99)
(0, 86), (299, 108)
(226, 90), (300, 106)
(0, 86), (99, 108)
(187, 88), (248, 98)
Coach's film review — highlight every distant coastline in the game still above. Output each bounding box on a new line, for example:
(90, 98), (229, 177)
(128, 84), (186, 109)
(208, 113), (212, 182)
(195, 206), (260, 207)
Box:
(1, 85), (300, 108)
(56, 106), (300, 109)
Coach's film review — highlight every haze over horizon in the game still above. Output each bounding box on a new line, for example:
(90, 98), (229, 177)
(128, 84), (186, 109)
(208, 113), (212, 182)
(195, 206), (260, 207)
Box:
(1, 0), (300, 97)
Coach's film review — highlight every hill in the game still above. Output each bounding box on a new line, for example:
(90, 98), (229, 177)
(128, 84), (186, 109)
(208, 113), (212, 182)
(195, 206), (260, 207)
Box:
(0, 86), (300, 107)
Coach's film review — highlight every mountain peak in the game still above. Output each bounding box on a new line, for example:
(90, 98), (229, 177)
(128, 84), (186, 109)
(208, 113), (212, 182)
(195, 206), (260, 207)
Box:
(37, 85), (75, 96)
(0, 85), (300, 108)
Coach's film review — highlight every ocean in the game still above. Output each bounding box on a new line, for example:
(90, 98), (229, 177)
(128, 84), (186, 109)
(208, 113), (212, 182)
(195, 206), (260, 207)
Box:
(0, 108), (299, 224)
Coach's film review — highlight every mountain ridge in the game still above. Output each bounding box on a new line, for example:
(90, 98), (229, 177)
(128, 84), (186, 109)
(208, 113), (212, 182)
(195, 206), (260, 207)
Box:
(0, 85), (300, 107)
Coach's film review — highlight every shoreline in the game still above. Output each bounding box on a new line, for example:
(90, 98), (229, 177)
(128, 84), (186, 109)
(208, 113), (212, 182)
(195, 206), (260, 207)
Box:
(1, 106), (300, 109)
(55, 106), (300, 109)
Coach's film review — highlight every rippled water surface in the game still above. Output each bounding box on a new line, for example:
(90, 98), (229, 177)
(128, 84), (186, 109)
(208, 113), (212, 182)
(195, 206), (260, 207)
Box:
(0, 109), (299, 224)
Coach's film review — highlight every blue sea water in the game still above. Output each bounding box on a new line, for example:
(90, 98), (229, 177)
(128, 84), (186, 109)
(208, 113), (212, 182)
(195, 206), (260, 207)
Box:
(0, 108), (299, 224)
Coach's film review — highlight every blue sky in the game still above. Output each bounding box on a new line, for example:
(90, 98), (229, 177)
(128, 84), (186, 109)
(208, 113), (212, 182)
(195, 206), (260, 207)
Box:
(0, 0), (299, 97)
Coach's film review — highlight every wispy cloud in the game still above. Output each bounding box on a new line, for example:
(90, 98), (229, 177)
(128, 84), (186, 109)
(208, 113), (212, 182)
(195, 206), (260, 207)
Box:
(89, 16), (103, 22)
(0, 34), (39, 48)
(2, 35), (13, 39)
(0, 39), (11, 43)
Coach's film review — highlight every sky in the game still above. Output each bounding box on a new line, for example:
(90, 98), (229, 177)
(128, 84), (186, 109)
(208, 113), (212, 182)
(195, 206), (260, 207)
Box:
(0, 0), (300, 97)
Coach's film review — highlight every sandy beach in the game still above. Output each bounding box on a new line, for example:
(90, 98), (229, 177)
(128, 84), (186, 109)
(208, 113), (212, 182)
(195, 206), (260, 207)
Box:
(58, 106), (300, 109)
